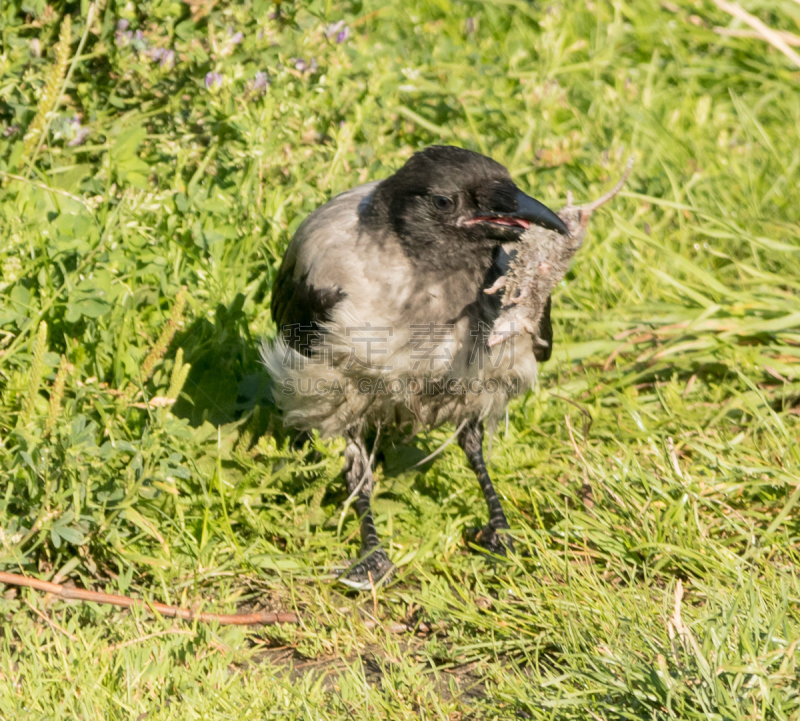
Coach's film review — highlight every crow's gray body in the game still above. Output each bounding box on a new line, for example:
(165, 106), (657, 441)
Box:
(262, 182), (541, 438)
(263, 146), (564, 589)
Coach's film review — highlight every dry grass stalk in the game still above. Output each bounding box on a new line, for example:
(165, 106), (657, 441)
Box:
(713, 0), (800, 69)
(714, 26), (800, 47)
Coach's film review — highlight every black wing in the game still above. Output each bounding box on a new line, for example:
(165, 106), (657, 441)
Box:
(270, 253), (345, 356)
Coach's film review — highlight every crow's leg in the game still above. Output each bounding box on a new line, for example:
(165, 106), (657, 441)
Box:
(337, 430), (394, 590)
(458, 419), (514, 556)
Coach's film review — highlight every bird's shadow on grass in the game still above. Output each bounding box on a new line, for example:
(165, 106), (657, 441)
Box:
(171, 293), (284, 437)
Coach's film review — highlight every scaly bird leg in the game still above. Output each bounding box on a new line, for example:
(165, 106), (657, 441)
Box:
(458, 419), (514, 556)
(337, 429), (395, 590)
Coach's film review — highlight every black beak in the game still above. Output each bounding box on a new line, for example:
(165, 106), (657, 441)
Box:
(468, 190), (569, 237)
(513, 191), (569, 236)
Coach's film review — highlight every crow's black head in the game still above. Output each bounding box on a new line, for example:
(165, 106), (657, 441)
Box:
(362, 146), (567, 263)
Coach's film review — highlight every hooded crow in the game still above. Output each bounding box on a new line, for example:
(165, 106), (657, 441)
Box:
(263, 145), (568, 589)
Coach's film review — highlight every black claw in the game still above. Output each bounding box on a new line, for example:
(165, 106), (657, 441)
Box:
(464, 525), (514, 558)
(336, 548), (395, 590)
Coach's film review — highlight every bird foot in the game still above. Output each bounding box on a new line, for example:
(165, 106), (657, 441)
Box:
(336, 548), (395, 591)
(464, 525), (514, 557)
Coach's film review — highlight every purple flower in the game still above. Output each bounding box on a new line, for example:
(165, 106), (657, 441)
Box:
(66, 116), (90, 147)
(293, 58), (308, 72)
(250, 71), (269, 94)
(115, 21), (133, 47)
(220, 29), (243, 56)
(160, 49), (175, 69)
(205, 71), (223, 90)
(118, 26), (147, 52)
(68, 127), (90, 147)
(3, 124), (20, 138)
(132, 29), (148, 52)
(148, 47), (175, 69)
(326, 20), (350, 42)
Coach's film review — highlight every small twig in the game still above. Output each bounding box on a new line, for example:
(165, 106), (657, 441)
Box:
(713, 0), (800, 69)
(24, 599), (78, 641)
(602, 344), (625, 372)
(550, 393), (593, 439)
(411, 418), (469, 468)
(1, 571), (298, 626)
(1, 571), (444, 635)
(564, 414), (593, 472)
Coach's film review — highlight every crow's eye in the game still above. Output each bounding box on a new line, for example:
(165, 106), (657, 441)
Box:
(432, 195), (454, 212)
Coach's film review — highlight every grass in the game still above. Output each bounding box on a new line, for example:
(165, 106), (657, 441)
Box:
(1, 0), (800, 717)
